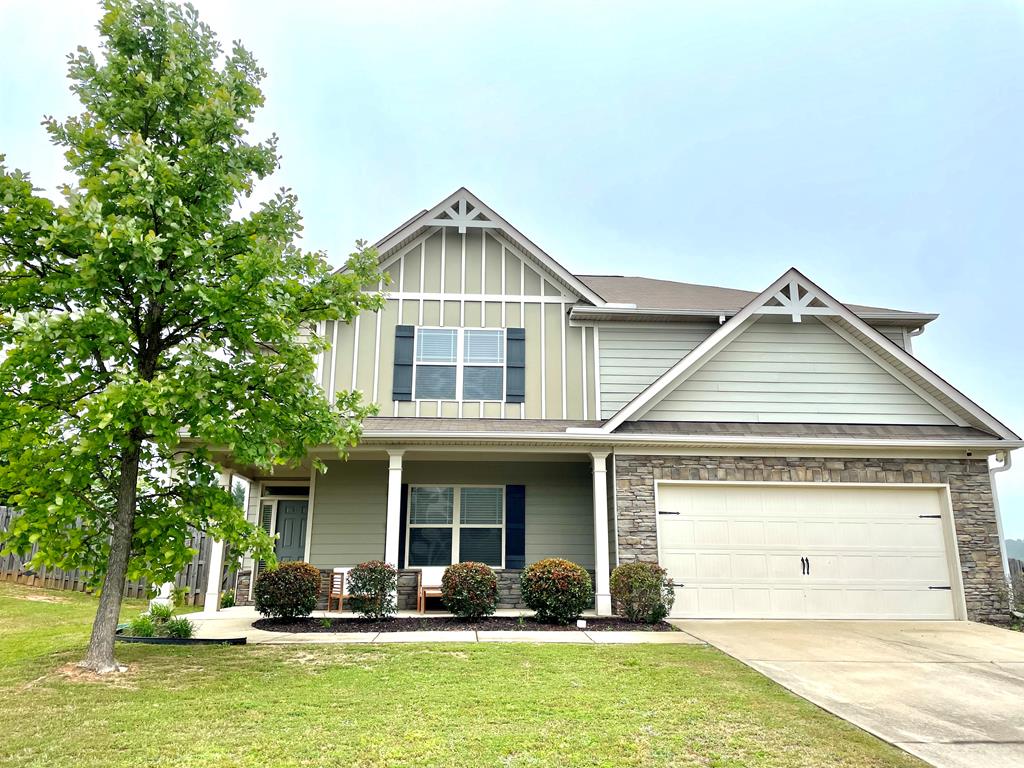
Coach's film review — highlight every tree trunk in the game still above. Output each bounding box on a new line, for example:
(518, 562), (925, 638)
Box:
(80, 439), (142, 673)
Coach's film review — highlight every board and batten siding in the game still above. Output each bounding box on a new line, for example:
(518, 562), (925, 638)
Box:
(598, 322), (718, 419)
(307, 459), (595, 570)
(641, 316), (953, 424)
(319, 228), (597, 420)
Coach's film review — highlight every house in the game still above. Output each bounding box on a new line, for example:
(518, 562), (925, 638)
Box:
(213, 188), (1020, 622)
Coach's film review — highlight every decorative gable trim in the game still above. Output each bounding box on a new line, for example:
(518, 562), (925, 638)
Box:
(370, 188), (607, 306)
(599, 268), (1020, 440)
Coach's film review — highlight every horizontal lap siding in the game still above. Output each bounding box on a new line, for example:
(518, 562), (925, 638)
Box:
(308, 461), (388, 568)
(310, 460), (595, 571)
(643, 317), (953, 424)
(598, 323), (717, 419)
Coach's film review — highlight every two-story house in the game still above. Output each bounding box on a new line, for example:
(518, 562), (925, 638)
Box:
(214, 188), (1020, 623)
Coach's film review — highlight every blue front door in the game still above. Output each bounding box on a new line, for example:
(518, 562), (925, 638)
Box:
(274, 500), (308, 563)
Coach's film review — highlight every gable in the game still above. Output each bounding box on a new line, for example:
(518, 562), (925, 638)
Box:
(639, 316), (955, 425)
(379, 228), (575, 300)
(370, 188), (604, 305)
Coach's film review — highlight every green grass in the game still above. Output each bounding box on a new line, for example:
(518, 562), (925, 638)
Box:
(0, 582), (922, 768)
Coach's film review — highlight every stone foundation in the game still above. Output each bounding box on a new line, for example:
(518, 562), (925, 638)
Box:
(614, 455), (1008, 624)
(233, 569), (252, 605)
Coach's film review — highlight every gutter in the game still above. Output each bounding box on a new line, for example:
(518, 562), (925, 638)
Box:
(990, 450), (1014, 590)
(356, 429), (1024, 451)
(568, 305), (939, 327)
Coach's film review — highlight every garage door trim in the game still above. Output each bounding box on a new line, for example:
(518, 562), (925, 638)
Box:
(654, 480), (967, 621)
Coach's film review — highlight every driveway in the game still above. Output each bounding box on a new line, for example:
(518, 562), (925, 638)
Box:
(674, 620), (1024, 768)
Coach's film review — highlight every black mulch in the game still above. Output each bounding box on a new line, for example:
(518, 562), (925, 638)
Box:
(253, 616), (677, 633)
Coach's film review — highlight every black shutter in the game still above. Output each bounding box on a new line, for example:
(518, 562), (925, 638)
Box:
(505, 484), (526, 569)
(393, 325), (414, 401)
(505, 328), (525, 404)
(397, 483), (409, 568)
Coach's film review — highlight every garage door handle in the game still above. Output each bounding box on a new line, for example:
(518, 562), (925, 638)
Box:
(929, 586), (951, 590)
(671, 581), (685, 588)
(800, 556), (808, 575)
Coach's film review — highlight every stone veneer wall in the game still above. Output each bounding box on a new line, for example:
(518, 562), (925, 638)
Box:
(614, 455), (1008, 624)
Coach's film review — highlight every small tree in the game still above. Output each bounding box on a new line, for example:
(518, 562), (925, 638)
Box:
(0, 0), (382, 672)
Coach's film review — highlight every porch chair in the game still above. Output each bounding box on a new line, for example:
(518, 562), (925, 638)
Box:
(327, 567), (350, 612)
(416, 567), (447, 613)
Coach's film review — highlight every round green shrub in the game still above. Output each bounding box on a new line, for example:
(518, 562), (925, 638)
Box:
(165, 616), (195, 639)
(220, 589), (236, 609)
(127, 614), (156, 637)
(347, 560), (398, 620)
(254, 561), (321, 619)
(441, 562), (499, 618)
(610, 562), (675, 623)
(520, 558), (592, 625)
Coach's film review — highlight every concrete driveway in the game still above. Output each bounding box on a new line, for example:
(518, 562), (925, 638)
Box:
(674, 620), (1024, 768)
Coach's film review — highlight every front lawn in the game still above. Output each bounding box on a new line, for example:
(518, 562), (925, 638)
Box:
(0, 582), (922, 767)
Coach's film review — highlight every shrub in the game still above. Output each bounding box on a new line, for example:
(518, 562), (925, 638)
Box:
(220, 589), (236, 609)
(127, 614), (156, 637)
(164, 616), (195, 639)
(520, 558), (592, 625)
(347, 560), (398, 619)
(148, 601), (174, 621)
(610, 562), (675, 624)
(441, 562), (499, 618)
(254, 561), (321, 619)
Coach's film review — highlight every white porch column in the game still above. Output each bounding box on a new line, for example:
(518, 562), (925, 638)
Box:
(204, 538), (226, 612)
(203, 471), (233, 612)
(591, 451), (612, 616)
(384, 450), (405, 568)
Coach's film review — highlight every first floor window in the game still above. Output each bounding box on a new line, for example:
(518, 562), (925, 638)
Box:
(407, 485), (504, 567)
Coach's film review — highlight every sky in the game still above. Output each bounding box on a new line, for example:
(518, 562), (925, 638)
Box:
(2, 1), (1023, 536)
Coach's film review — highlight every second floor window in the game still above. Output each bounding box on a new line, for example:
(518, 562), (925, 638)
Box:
(414, 328), (505, 401)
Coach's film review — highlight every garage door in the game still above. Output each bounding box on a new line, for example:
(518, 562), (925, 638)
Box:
(657, 483), (959, 620)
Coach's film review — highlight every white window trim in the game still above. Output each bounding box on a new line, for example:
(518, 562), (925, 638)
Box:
(405, 484), (506, 569)
(413, 327), (506, 403)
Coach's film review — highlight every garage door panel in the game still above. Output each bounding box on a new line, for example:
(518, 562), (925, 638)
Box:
(765, 521), (802, 546)
(657, 484), (958, 620)
(730, 520), (766, 545)
(694, 520), (730, 545)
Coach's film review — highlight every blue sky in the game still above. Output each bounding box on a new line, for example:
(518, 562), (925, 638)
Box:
(3, 1), (1023, 535)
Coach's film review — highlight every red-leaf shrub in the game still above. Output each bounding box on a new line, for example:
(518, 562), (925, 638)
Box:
(610, 562), (675, 623)
(347, 560), (398, 619)
(520, 558), (592, 625)
(441, 562), (499, 618)
(254, 561), (321, 619)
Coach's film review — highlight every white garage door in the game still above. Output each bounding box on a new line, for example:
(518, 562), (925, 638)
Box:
(657, 483), (960, 620)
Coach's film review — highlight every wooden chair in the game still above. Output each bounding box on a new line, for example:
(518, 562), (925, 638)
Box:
(327, 567), (349, 612)
(416, 566), (447, 613)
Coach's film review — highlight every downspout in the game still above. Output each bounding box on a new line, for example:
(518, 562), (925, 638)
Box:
(906, 325), (925, 355)
(989, 450), (1013, 591)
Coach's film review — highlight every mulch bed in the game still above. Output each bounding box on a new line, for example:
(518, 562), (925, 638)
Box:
(253, 616), (676, 633)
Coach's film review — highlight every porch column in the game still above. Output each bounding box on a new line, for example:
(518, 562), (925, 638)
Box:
(204, 538), (226, 612)
(384, 450), (405, 569)
(591, 451), (612, 616)
(203, 471), (232, 612)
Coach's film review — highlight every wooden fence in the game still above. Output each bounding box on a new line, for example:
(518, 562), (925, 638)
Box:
(0, 506), (232, 606)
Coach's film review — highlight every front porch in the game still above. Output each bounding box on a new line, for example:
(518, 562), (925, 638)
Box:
(226, 449), (616, 615)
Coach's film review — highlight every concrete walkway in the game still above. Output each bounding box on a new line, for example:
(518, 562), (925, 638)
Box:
(675, 620), (1024, 768)
(191, 606), (703, 645)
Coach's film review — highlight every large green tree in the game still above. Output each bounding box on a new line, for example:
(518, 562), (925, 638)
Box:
(0, 0), (382, 672)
